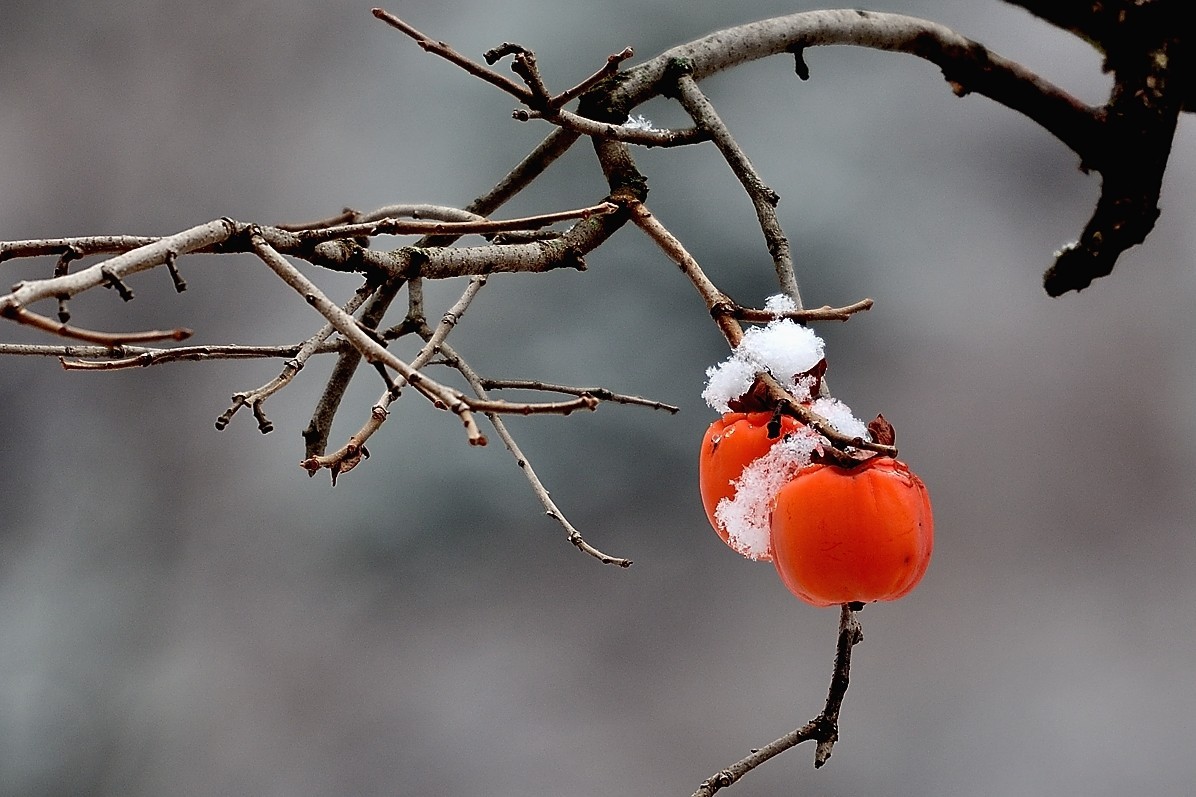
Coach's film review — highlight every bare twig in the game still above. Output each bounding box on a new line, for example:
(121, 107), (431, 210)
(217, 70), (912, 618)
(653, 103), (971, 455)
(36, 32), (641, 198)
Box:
(1, 218), (236, 309)
(306, 276), (490, 478)
(625, 201), (743, 346)
(549, 46), (635, 108)
(0, 304), (191, 346)
(303, 127), (580, 459)
(480, 379), (680, 413)
(55, 340), (349, 371)
(290, 202), (618, 243)
(692, 605), (863, 797)
(372, 8), (534, 103)
(0, 235), (160, 261)
(674, 73), (801, 304)
(216, 281), (376, 432)
(731, 298), (874, 323)
(248, 230), (489, 446)
(437, 339), (633, 568)
(515, 108), (709, 148)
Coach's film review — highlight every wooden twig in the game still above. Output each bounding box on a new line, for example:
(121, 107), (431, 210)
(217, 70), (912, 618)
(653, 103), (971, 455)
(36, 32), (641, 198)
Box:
(53, 340), (350, 371)
(515, 107), (709, 148)
(306, 276), (490, 478)
(692, 605), (863, 797)
(248, 230), (489, 446)
(549, 46), (635, 108)
(371, 8), (534, 103)
(479, 379), (679, 413)
(303, 127), (581, 459)
(291, 202), (618, 243)
(731, 298), (874, 323)
(437, 339), (633, 568)
(0, 304), (191, 346)
(1, 218), (236, 309)
(674, 73), (801, 304)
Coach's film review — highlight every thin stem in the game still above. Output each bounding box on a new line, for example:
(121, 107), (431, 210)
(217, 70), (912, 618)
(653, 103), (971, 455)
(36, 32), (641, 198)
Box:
(479, 379), (679, 413)
(248, 230), (489, 446)
(674, 73), (802, 305)
(516, 108), (709, 148)
(304, 127), (580, 459)
(371, 8), (534, 103)
(692, 605), (863, 797)
(54, 340), (349, 371)
(0, 304), (191, 346)
(291, 202), (618, 243)
(733, 298), (873, 323)
(549, 46), (635, 108)
(438, 339), (633, 568)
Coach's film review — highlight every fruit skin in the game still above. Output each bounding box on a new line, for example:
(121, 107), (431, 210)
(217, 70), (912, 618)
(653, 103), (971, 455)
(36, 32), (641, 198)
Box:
(699, 411), (801, 560)
(770, 456), (933, 606)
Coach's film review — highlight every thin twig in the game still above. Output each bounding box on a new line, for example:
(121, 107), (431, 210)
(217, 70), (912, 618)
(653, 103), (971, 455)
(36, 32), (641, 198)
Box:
(216, 281), (376, 432)
(371, 8), (534, 103)
(0, 235), (160, 261)
(303, 127), (580, 459)
(674, 72), (801, 304)
(480, 379), (679, 413)
(291, 202), (618, 243)
(515, 108), (709, 148)
(549, 46), (635, 108)
(249, 230), (489, 446)
(732, 298), (873, 323)
(305, 276), (490, 479)
(55, 340), (349, 370)
(0, 304), (191, 346)
(1, 219), (236, 310)
(438, 339), (632, 568)
(692, 605), (863, 797)
(626, 200), (743, 346)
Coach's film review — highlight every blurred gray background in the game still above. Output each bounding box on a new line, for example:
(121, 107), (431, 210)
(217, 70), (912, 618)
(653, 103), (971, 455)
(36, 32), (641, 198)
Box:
(2, 2), (1194, 795)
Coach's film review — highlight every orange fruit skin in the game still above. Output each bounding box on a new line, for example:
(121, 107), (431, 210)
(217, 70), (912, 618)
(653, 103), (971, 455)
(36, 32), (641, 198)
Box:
(770, 456), (933, 606)
(699, 412), (801, 561)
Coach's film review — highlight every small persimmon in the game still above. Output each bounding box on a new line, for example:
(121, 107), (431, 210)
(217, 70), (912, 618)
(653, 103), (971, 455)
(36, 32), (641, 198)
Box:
(770, 456), (933, 606)
(699, 411), (801, 560)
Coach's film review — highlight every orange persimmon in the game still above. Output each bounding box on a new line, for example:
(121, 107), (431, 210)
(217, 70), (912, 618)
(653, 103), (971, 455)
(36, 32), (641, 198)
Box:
(770, 456), (932, 606)
(699, 411), (801, 560)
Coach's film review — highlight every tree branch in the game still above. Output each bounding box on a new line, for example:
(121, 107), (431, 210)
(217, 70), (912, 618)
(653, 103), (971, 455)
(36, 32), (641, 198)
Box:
(692, 605), (864, 796)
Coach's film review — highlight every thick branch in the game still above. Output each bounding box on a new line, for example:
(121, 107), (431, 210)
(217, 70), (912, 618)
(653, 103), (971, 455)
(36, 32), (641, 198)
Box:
(608, 10), (1102, 163)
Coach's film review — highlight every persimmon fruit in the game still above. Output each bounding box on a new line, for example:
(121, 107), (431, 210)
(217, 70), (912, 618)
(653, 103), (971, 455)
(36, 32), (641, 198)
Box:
(699, 411), (800, 560)
(769, 456), (933, 606)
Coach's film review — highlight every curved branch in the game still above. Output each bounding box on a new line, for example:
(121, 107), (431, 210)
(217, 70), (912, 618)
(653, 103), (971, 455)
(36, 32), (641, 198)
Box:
(608, 10), (1101, 163)
(692, 605), (863, 796)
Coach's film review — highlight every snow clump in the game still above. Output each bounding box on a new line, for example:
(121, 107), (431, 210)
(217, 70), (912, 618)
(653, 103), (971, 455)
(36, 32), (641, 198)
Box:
(715, 427), (821, 559)
(701, 296), (824, 412)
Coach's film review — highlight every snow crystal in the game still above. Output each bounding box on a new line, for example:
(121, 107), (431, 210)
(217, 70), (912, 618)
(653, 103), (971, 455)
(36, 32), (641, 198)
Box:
(715, 428), (821, 559)
(762, 293), (797, 315)
(811, 396), (870, 441)
(623, 114), (658, 131)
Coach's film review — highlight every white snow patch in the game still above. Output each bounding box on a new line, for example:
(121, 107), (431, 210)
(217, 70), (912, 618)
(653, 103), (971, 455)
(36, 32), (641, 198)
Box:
(763, 294), (797, 315)
(701, 358), (758, 414)
(715, 427), (821, 559)
(624, 114), (658, 131)
(811, 396), (870, 441)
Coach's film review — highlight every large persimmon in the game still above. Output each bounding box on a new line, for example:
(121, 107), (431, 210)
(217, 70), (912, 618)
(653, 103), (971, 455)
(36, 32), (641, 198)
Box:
(699, 411), (801, 560)
(770, 456), (933, 606)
